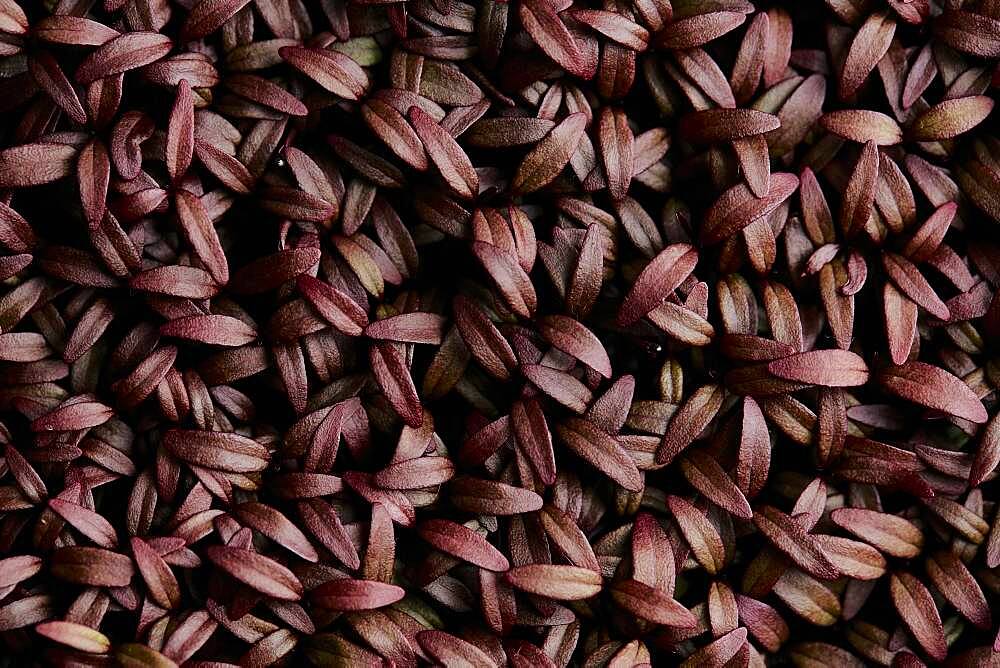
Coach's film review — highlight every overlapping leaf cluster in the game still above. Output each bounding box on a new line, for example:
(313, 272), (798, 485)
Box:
(0, 0), (998, 665)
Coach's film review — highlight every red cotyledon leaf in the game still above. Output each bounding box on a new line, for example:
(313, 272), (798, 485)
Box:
(667, 495), (726, 575)
(678, 109), (780, 144)
(472, 241), (537, 319)
(657, 11), (746, 50)
(909, 96), (994, 141)
(173, 189), (228, 284)
(449, 476), (543, 515)
(519, 0), (595, 79)
(679, 450), (752, 520)
(839, 11), (896, 99)
(75, 32), (173, 84)
(181, 0), (252, 41)
(417, 519), (510, 571)
(610, 579), (697, 627)
(753, 505), (840, 580)
(617, 243), (698, 326)
(206, 545), (302, 599)
(597, 106), (634, 201)
(830, 508), (923, 558)
(130, 537), (181, 609)
(882, 252), (950, 321)
(767, 349), (869, 387)
(505, 564), (602, 601)
(160, 314), (257, 346)
(702, 173), (799, 245)
(166, 79), (194, 185)
(417, 630), (497, 668)
(0, 142), (78, 188)
(512, 113), (589, 195)
(311, 578), (406, 610)
(555, 417), (643, 492)
(375, 456), (455, 490)
(539, 315), (612, 377)
(364, 312), (445, 345)
(224, 73), (307, 116)
(879, 360), (987, 423)
(512, 398), (556, 486)
(75, 139), (110, 229)
(890, 572), (947, 662)
(234, 502), (319, 563)
(279, 46), (369, 100)
(162, 429), (270, 473)
(820, 109), (902, 145)
(36, 621), (110, 655)
(409, 105), (479, 200)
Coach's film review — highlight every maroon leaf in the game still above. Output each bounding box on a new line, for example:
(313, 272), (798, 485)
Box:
(512, 113), (588, 195)
(410, 106), (478, 200)
(418, 519), (509, 571)
(820, 109), (902, 145)
(163, 429), (270, 473)
(166, 80), (194, 185)
(890, 572), (947, 662)
(879, 361), (988, 423)
(657, 12), (746, 49)
(555, 417), (643, 492)
(48, 498), (118, 548)
(311, 578), (405, 610)
(617, 244), (698, 326)
(610, 579), (696, 627)
(160, 314), (256, 346)
(76, 32), (173, 83)
(234, 502), (319, 563)
(130, 537), (180, 609)
(512, 399), (556, 486)
(207, 546), (303, 600)
(679, 451), (752, 520)
(226, 73), (306, 116)
(370, 341), (423, 428)
(840, 140), (879, 238)
(417, 630), (497, 668)
(656, 384), (725, 466)
(0, 142), (77, 188)
(830, 508), (923, 558)
(297, 275), (368, 336)
(839, 12), (896, 98)
(519, 0), (595, 79)
(449, 476), (543, 515)
(280, 46), (368, 100)
(539, 315), (611, 377)
(668, 495), (726, 575)
(882, 252), (949, 320)
(598, 106), (634, 201)
(51, 547), (134, 587)
(29, 52), (87, 125)
(364, 312), (445, 345)
(505, 564), (602, 601)
(678, 109), (779, 143)
(768, 349), (869, 387)
(239, 248), (326, 296)
(753, 506), (839, 580)
(925, 550), (991, 630)
(472, 241), (537, 319)
(362, 99), (428, 171)
(909, 96), (994, 141)
(36, 621), (110, 654)
(181, 0), (252, 42)
(702, 173), (798, 245)
(174, 189), (228, 284)
(130, 265), (218, 299)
